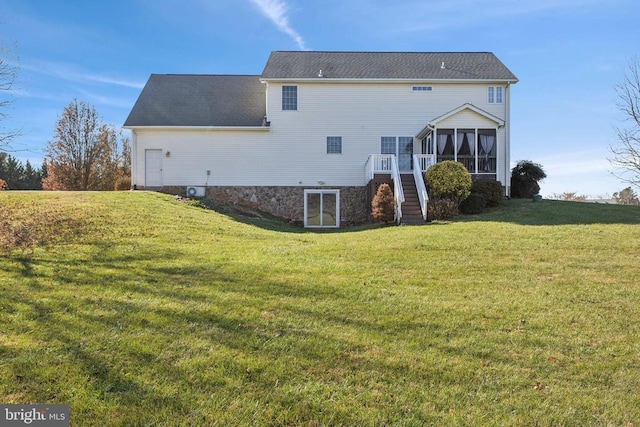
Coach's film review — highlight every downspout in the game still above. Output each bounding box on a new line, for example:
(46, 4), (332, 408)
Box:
(505, 83), (511, 197)
(132, 130), (137, 189)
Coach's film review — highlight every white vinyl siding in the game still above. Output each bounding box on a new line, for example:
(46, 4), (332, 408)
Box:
(132, 81), (510, 188)
(437, 109), (499, 129)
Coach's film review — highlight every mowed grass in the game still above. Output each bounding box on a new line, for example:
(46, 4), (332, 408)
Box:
(1, 191), (639, 426)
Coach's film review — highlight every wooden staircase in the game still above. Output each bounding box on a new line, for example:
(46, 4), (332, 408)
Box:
(400, 174), (426, 225)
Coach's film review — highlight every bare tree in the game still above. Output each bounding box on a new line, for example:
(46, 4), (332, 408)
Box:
(0, 43), (20, 149)
(43, 100), (127, 191)
(610, 57), (640, 188)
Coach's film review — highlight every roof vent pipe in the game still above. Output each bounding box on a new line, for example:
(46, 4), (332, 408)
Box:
(441, 62), (445, 69)
(318, 69), (323, 77)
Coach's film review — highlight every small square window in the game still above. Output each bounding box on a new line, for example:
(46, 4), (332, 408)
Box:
(326, 136), (342, 154)
(282, 85), (297, 110)
(488, 86), (503, 104)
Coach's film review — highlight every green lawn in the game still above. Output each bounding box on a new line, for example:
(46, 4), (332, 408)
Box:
(1, 191), (639, 426)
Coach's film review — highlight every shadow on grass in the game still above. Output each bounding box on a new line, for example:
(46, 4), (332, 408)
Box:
(179, 196), (390, 234)
(186, 196), (640, 232)
(1, 246), (402, 424)
(455, 199), (640, 226)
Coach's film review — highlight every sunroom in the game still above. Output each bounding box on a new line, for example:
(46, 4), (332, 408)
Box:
(416, 103), (505, 179)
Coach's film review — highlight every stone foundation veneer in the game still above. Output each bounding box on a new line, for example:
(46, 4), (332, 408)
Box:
(157, 185), (369, 225)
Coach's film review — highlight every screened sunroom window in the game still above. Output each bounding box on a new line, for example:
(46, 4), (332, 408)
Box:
(434, 128), (496, 174)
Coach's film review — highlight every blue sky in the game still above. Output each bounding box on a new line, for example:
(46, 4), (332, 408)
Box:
(1, 0), (638, 196)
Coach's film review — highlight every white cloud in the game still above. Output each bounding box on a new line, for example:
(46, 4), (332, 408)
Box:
(74, 89), (137, 110)
(248, 0), (309, 50)
(21, 60), (145, 89)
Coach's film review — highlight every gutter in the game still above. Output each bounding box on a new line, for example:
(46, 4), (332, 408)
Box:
(122, 125), (271, 131)
(260, 77), (519, 84)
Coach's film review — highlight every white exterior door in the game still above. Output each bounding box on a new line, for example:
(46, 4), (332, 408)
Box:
(145, 149), (163, 187)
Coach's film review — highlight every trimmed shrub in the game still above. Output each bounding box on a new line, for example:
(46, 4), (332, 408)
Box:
(511, 160), (546, 198)
(460, 193), (487, 215)
(472, 179), (504, 207)
(0, 179), (7, 190)
(427, 199), (458, 221)
(425, 161), (472, 203)
(114, 176), (132, 191)
(371, 183), (395, 223)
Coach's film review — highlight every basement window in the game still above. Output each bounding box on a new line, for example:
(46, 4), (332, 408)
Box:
(304, 189), (340, 228)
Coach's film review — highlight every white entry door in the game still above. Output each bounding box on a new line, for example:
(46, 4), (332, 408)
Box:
(145, 149), (163, 187)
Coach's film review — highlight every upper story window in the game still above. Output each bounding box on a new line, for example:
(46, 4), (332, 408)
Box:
(326, 136), (342, 154)
(412, 86), (433, 92)
(282, 85), (297, 110)
(488, 86), (503, 104)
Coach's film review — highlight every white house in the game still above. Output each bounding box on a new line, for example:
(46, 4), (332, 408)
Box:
(124, 51), (518, 227)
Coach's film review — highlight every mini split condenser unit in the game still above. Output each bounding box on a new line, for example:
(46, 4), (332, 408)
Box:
(186, 186), (205, 198)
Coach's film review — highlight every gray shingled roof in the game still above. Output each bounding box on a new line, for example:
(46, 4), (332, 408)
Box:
(261, 51), (517, 81)
(124, 74), (266, 127)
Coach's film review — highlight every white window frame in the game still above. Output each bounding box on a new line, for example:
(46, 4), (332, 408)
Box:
(304, 189), (340, 228)
(488, 86), (503, 104)
(282, 85), (298, 110)
(326, 136), (342, 154)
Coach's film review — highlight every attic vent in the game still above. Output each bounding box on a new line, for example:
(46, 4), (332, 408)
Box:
(412, 86), (433, 92)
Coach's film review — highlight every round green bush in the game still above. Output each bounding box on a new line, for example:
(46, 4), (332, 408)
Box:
(471, 179), (504, 207)
(460, 193), (487, 214)
(425, 161), (472, 201)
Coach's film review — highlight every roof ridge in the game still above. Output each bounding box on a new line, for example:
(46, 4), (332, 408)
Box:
(269, 51), (495, 54)
(152, 73), (261, 77)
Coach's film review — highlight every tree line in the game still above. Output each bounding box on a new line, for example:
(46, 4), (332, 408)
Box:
(0, 153), (46, 189)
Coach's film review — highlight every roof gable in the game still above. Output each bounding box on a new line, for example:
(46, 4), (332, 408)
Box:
(416, 104), (505, 139)
(124, 74), (266, 128)
(261, 51), (518, 81)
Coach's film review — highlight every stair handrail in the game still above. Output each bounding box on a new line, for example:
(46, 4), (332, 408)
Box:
(390, 156), (404, 224)
(412, 155), (429, 221)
